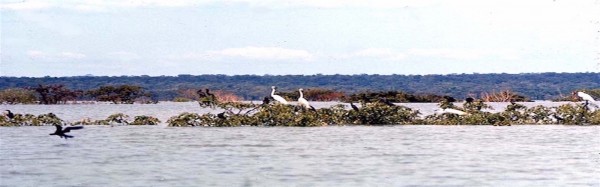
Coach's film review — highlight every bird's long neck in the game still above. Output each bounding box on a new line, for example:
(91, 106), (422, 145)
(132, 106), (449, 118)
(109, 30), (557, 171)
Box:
(271, 88), (276, 96)
(299, 90), (304, 98)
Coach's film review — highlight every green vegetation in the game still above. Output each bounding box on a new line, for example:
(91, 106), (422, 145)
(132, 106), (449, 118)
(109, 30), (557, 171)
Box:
(87, 85), (151, 104)
(30, 84), (82, 104)
(4, 101), (597, 127)
(0, 88), (37, 104)
(130, 115), (161, 125)
(168, 101), (599, 126)
(1, 113), (64, 126)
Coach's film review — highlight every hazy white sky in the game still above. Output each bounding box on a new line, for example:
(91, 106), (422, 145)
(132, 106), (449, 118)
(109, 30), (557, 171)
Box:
(1, 0), (599, 77)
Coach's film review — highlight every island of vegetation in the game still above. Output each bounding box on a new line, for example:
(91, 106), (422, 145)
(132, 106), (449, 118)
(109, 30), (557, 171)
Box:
(1, 73), (598, 126)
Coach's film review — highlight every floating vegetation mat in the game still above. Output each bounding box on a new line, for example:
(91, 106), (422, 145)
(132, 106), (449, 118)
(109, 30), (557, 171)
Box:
(1, 102), (599, 127)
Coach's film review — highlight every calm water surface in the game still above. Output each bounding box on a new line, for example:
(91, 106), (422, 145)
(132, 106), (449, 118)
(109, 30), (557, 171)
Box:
(1, 102), (599, 186)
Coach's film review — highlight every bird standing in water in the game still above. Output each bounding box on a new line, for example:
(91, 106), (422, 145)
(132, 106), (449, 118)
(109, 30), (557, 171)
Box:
(49, 125), (83, 139)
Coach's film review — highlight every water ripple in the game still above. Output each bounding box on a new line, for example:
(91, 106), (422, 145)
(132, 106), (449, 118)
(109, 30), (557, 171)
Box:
(1, 123), (599, 186)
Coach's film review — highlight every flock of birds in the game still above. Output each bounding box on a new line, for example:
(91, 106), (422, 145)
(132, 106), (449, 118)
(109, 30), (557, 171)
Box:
(1, 89), (597, 139)
(269, 87), (597, 116)
(434, 91), (597, 116)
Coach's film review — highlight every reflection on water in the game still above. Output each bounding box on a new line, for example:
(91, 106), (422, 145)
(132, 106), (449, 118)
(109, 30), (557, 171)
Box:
(1, 125), (599, 186)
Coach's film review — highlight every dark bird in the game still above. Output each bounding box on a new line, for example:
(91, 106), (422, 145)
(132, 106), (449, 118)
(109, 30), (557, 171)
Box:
(205, 88), (215, 99)
(49, 125), (83, 139)
(217, 112), (227, 119)
(350, 102), (360, 112)
(197, 89), (207, 98)
(444, 96), (457, 102)
(262, 96), (270, 105)
(465, 97), (474, 103)
(5, 110), (14, 119)
(552, 114), (564, 124)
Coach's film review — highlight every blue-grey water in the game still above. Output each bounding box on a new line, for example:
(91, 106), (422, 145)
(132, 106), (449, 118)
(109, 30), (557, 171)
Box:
(1, 102), (599, 186)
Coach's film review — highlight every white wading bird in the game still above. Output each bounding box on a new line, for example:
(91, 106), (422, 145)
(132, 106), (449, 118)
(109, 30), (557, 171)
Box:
(573, 91), (597, 109)
(298, 88), (316, 111)
(271, 86), (289, 105)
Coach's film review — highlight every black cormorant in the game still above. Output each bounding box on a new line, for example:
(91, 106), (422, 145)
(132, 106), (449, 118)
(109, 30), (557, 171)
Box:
(350, 102), (360, 112)
(49, 125), (83, 139)
(5, 110), (14, 119)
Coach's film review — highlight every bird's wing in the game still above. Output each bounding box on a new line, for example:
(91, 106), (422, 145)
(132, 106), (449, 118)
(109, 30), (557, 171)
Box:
(298, 98), (309, 107)
(63, 126), (84, 133)
(578, 92), (596, 102)
(584, 95), (596, 102)
(272, 95), (289, 104)
(54, 125), (62, 133)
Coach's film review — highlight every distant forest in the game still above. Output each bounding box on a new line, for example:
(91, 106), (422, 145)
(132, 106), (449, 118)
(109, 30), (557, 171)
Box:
(1, 72), (598, 101)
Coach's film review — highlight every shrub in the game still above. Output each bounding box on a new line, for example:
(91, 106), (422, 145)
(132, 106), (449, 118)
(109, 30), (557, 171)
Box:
(0, 88), (37, 104)
(480, 90), (531, 102)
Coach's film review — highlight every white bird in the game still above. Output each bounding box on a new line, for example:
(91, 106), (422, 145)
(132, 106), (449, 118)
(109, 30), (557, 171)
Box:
(298, 88), (316, 111)
(574, 91), (598, 110)
(436, 108), (468, 115)
(270, 86), (289, 105)
(575, 91), (596, 102)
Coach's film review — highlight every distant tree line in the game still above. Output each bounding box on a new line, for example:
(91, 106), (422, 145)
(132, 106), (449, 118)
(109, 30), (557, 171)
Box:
(0, 72), (598, 102)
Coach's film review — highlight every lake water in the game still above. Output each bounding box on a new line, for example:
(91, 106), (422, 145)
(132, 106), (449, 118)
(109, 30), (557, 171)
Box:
(1, 102), (599, 186)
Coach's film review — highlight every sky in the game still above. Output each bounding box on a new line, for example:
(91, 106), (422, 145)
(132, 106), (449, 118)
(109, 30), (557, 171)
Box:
(1, 0), (599, 77)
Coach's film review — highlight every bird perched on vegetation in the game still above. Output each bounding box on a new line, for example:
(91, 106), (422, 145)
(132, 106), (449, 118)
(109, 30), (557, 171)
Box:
(49, 125), (83, 139)
(349, 102), (360, 112)
(262, 96), (270, 105)
(4, 110), (14, 119)
(465, 97), (474, 103)
(298, 88), (316, 111)
(551, 113), (564, 124)
(217, 112), (227, 120)
(205, 88), (215, 100)
(197, 88), (217, 108)
(573, 91), (597, 109)
(574, 91), (596, 103)
(196, 89), (207, 98)
(270, 86), (289, 105)
(444, 96), (457, 102)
